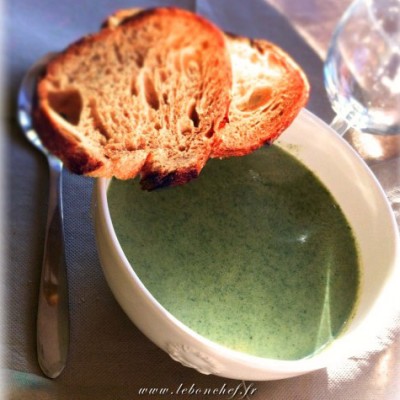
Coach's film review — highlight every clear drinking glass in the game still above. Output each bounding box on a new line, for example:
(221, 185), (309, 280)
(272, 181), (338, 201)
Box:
(324, 0), (400, 137)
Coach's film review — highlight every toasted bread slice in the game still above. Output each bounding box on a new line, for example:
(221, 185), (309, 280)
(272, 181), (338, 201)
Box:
(34, 8), (232, 189)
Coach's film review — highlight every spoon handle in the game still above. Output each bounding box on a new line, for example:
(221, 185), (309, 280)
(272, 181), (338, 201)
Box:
(37, 155), (69, 378)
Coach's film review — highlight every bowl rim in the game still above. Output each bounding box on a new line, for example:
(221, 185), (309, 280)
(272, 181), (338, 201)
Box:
(94, 109), (400, 374)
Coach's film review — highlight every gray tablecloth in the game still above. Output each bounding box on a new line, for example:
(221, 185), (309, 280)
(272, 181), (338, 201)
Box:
(4, 0), (400, 399)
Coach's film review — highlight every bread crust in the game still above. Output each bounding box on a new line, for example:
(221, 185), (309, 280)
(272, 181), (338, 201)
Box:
(33, 104), (104, 174)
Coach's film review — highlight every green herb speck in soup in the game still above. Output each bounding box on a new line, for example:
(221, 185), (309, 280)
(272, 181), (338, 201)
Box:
(107, 145), (360, 360)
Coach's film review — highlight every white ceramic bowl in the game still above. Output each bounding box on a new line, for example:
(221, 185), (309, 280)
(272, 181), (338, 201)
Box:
(93, 109), (400, 381)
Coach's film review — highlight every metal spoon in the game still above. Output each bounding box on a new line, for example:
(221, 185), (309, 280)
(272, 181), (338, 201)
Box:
(17, 53), (69, 379)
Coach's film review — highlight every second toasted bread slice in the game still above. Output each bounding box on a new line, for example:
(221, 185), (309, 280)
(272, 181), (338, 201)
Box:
(212, 34), (309, 158)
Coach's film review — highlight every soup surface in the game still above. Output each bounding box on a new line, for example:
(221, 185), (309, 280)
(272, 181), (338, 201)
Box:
(108, 145), (360, 360)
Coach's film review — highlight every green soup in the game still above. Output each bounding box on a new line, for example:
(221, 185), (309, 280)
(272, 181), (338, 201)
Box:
(108, 145), (360, 360)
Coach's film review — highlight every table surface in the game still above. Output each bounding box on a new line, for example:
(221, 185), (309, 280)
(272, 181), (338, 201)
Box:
(4, 0), (400, 399)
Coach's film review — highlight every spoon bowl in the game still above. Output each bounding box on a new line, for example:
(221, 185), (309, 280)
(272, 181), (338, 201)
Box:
(18, 53), (57, 155)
